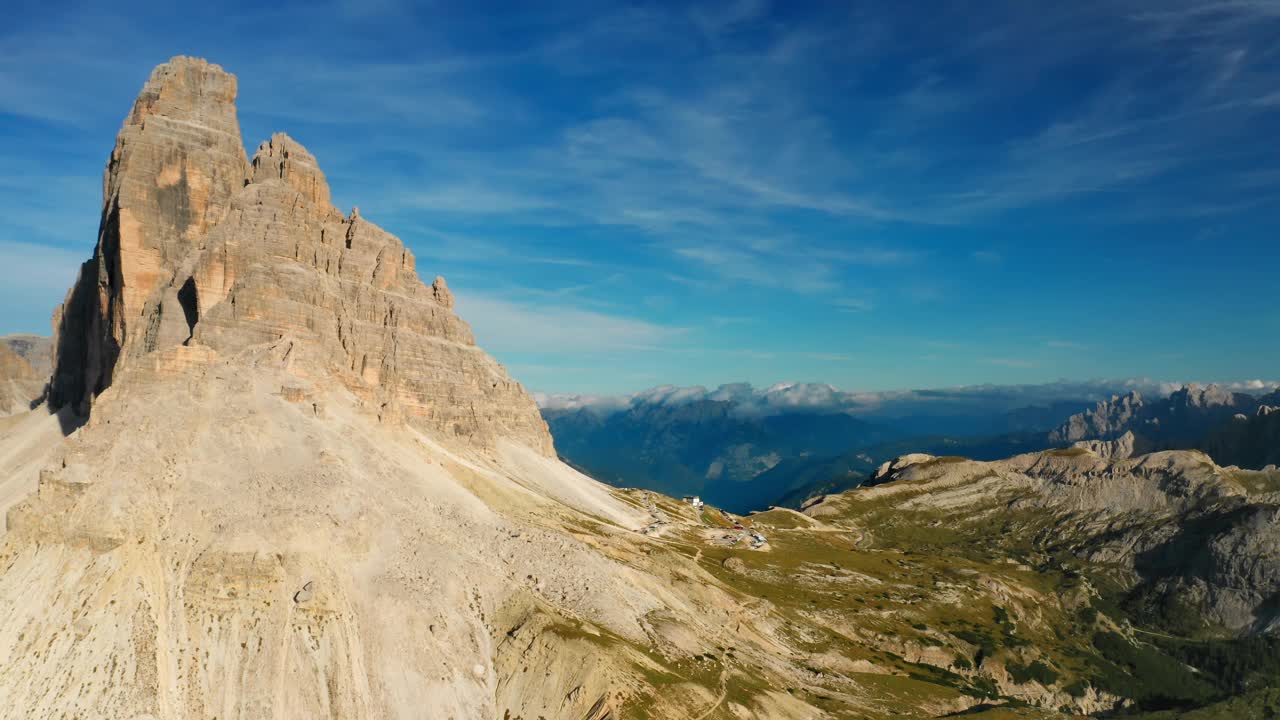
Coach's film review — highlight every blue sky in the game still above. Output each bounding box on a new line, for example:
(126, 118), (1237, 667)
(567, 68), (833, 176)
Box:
(2, 0), (1278, 395)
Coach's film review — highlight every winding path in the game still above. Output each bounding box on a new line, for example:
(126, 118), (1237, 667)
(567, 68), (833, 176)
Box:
(693, 668), (730, 720)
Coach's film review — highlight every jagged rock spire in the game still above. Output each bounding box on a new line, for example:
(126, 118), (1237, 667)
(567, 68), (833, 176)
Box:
(48, 57), (553, 455)
(50, 57), (249, 413)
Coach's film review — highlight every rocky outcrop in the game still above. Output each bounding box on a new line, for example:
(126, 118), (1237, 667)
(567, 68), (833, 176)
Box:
(47, 56), (551, 455)
(1049, 384), (1278, 472)
(49, 58), (249, 414)
(1202, 405), (1280, 471)
(1048, 390), (1146, 443)
(1071, 429), (1136, 460)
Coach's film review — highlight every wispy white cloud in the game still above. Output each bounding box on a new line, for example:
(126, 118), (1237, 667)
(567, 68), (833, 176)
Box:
(831, 298), (874, 313)
(983, 357), (1037, 369)
(536, 377), (1196, 418)
(455, 292), (686, 353)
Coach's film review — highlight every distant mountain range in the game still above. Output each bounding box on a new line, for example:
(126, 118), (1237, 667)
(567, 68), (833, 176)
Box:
(541, 380), (1280, 512)
(1050, 383), (1280, 469)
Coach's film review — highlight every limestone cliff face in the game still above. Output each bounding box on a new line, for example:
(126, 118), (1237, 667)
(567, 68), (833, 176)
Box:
(49, 58), (249, 414)
(48, 56), (552, 456)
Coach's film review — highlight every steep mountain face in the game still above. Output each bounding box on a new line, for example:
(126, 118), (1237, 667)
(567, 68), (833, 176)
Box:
(1049, 384), (1280, 470)
(1048, 385), (1266, 445)
(1202, 405), (1280, 470)
(47, 58), (550, 455)
(1049, 390), (1149, 443)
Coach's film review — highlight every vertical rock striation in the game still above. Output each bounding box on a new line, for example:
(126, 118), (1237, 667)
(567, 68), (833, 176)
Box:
(48, 56), (552, 455)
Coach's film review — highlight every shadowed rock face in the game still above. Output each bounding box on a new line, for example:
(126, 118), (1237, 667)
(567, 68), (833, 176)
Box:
(47, 56), (552, 455)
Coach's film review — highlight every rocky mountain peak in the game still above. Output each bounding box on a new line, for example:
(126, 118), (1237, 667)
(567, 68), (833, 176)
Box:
(1048, 390), (1145, 443)
(47, 56), (553, 455)
(1168, 382), (1246, 410)
(431, 275), (456, 309)
(250, 132), (338, 216)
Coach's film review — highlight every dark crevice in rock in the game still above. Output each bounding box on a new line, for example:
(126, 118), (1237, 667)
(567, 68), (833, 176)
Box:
(177, 276), (199, 341)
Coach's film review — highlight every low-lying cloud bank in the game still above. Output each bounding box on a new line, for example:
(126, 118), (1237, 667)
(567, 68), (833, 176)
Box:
(535, 378), (1280, 419)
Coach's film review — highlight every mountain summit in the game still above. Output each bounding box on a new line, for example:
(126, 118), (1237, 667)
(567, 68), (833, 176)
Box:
(47, 56), (551, 455)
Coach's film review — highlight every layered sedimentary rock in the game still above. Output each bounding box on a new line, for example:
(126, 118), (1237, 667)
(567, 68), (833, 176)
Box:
(48, 56), (551, 455)
(1070, 429), (1136, 460)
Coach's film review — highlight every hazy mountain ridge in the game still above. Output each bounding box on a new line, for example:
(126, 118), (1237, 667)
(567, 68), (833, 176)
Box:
(541, 382), (1127, 511)
(542, 396), (895, 506)
(1050, 383), (1280, 468)
(543, 380), (1280, 512)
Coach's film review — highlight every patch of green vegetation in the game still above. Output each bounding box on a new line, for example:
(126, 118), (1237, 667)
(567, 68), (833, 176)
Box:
(643, 464), (1280, 719)
(1130, 688), (1280, 719)
(1088, 631), (1218, 709)
(1045, 447), (1090, 457)
(748, 507), (813, 529)
(1154, 633), (1280, 698)
(917, 455), (971, 469)
(1063, 679), (1089, 698)
(1006, 660), (1058, 686)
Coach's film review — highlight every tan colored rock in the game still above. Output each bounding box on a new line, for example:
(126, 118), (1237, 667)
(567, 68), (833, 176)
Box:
(47, 56), (552, 456)
(1071, 429), (1136, 460)
(49, 57), (249, 413)
(0, 343), (44, 416)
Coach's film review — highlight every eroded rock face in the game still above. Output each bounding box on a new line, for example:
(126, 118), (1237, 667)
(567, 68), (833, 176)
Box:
(1049, 384), (1265, 450)
(49, 57), (249, 414)
(1049, 391), (1145, 443)
(47, 56), (552, 455)
(1071, 429), (1136, 461)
